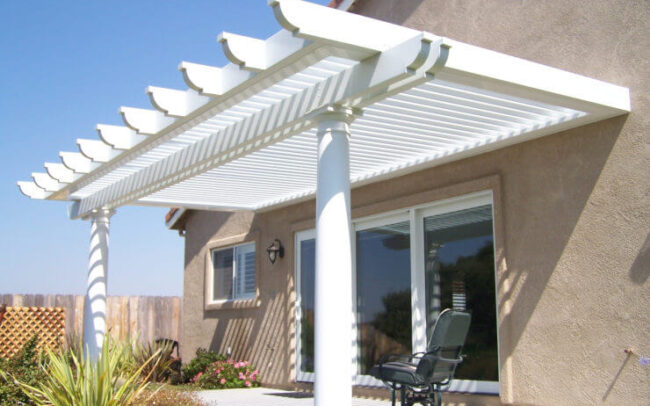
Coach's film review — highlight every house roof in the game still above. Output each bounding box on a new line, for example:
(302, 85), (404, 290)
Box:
(327, 0), (355, 10)
(18, 0), (629, 220)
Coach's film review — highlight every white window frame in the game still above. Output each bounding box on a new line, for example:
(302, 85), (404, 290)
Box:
(209, 241), (256, 304)
(294, 190), (500, 395)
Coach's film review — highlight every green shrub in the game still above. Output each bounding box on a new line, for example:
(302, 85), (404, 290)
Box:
(0, 334), (46, 405)
(8, 336), (155, 406)
(192, 359), (260, 389)
(131, 339), (177, 383)
(181, 348), (226, 383)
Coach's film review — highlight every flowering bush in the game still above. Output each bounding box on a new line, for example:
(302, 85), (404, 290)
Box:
(191, 359), (260, 389)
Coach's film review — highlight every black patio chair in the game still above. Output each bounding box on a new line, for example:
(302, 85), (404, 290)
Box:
(369, 308), (471, 406)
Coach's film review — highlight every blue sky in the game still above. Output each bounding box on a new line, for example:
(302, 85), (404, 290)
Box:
(0, 0), (330, 296)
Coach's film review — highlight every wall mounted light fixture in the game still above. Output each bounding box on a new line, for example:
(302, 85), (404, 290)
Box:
(266, 239), (284, 264)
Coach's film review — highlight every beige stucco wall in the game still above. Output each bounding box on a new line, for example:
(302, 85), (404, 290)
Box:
(180, 1), (649, 405)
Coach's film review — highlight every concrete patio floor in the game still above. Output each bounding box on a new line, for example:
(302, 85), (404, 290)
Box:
(196, 387), (388, 406)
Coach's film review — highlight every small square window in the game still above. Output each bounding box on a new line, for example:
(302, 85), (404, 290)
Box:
(211, 242), (256, 301)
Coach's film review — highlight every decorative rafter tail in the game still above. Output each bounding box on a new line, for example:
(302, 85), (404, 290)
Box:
(119, 106), (176, 135)
(146, 86), (210, 117)
(96, 124), (146, 150)
(59, 152), (101, 174)
(32, 172), (63, 192)
(17, 181), (50, 199)
(77, 138), (122, 163)
(44, 162), (81, 184)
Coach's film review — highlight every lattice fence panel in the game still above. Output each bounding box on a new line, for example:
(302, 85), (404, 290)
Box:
(0, 306), (65, 358)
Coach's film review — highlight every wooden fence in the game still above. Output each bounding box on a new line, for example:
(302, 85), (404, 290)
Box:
(0, 294), (181, 345)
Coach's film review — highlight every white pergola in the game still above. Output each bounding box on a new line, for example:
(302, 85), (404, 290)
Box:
(18, 1), (629, 404)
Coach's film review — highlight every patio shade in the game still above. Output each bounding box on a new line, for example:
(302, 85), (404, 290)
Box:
(16, 2), (631, 404)
(17, 0), (629, 218)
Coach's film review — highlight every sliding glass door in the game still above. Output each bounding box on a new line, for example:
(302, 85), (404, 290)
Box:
(295, 192), (499, 392)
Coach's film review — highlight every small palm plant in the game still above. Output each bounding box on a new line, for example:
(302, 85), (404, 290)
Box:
(3, 336), (158, 406)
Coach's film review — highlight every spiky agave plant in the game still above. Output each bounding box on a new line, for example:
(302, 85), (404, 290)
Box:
(8, 336), (159, 406)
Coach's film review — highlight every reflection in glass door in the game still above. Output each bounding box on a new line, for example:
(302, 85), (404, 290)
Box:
(423, 205), (498, 381)
(356, 220), (411, 375)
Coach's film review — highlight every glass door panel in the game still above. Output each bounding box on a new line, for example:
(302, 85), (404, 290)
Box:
(356, 220), (411, 375)
(298, 237), (316, 374)
(423, 205), (498, 381)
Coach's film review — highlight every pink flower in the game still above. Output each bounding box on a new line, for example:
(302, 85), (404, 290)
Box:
(245, 381), (251, 387)
(220, 378), (226, 384)
(238, 372), (245, 380)
(251, 375), (256, 381)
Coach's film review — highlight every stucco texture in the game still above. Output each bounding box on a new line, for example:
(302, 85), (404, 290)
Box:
(180, 1), (649, 405)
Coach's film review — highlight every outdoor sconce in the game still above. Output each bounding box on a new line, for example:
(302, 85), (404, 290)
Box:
(266, 239), (284, 264)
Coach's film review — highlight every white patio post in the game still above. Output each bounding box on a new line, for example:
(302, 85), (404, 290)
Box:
(83, 208), (113, 361)
(313, 106), (357, 406)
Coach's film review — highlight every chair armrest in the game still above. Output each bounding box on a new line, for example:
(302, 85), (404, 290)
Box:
(377, 353), (415, 364)
(427, 353), (464, 365)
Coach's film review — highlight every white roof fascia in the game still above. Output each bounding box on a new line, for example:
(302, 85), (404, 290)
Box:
(436, 38), (630, 115)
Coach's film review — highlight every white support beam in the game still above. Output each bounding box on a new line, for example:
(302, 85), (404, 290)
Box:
(96, 124), (147, 150)
(119, 106), (176, 135)
(70, 35), (444, 218)
(77, 139), (122, 163)
(45, 162), (82, 184)
(146, 86), (210, 117)
(313, 106), (356, 406)
(17, 181), (50, 199)
(60, 152), (101, 174)
(83, 208), (113, 361)
(32, 172), (63, 192)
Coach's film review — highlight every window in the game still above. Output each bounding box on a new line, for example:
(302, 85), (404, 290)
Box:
(211, 242), (256, 301)
(295, 192), (499, 393)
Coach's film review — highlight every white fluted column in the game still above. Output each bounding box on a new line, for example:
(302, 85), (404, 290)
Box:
(313, 106), (358, 406)
(83, 208), (113, 361)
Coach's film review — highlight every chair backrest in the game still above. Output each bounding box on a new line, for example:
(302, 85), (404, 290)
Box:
(415, 308), (471, 384)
